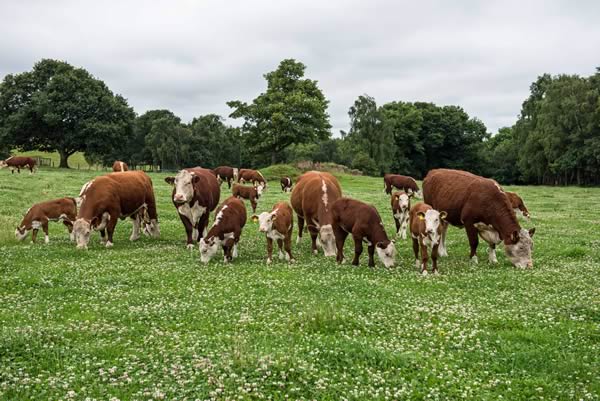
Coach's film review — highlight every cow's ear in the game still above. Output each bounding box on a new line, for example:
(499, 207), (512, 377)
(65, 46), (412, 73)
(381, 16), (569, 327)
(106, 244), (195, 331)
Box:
(165, 177), (175, 186)
(192, 175), (200, 184)
(417, 212), (425, 220)
(528, 227), (536, 237)
(90, 216), (99, 228)
(376, 241), (386, 249)
(394, 195), (399, 200)
(440, 211), (447, 220)
(510, 230), (520, 243)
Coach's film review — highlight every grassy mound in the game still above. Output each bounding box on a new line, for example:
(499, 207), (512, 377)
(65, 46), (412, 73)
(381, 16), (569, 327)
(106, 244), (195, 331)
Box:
(259, 164), (302, 181)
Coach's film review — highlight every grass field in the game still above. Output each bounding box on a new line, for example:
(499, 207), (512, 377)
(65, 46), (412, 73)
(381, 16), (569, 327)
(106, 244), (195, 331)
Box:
(0, 168), (598, 400)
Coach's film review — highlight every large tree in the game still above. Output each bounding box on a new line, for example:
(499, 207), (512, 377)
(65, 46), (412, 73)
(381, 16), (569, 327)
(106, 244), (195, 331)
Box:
(0, 59), (134, 168)
(227, 59), (331, 165)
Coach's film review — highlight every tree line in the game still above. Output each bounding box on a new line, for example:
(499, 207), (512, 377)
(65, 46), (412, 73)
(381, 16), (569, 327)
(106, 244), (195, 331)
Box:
(1, 58), (598, 184)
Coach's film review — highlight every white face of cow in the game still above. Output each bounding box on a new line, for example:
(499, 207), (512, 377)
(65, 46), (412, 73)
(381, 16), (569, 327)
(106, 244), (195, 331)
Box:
(505, 228), (535, 268)
(397, 194), (409, 211)
(0, 161), (7, 168)
(171, 170), (196, 204)
(15, 226), (29, 241)
(73, 219), (92, 249)
(418, 210), (447, 245)
(256, 183), (265, 197)
(320, 224), (336, 257)
(376, 241), (397, 267)
(199, 236), (221, 263)
(258, 212), (275, 233)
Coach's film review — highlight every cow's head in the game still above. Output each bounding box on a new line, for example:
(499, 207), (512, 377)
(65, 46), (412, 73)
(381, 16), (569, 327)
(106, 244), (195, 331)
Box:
(393, 192), (410, 212)
(199, 236), (221, 263)
(165, 170), (198, 204)
(258, 211), (275, 233)
(73, 218), (93, 249)
(417, 209), (447, 245)
(376, 240), (397, 267)
(14, 226), (29, 241)
(320, 224), (336, 257)
(144, 219), (161, 238)
(256, 183), (265, 197)
(0, 160), (7, 168)
(505, 228), (535, 268)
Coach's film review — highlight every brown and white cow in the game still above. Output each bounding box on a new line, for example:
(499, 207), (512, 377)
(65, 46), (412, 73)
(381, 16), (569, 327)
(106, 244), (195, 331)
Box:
(112, 160), (129, 172)
(73, 171), (160, 249)
(214, 166), (239, 189)
(383, 174), (420, 197)
(199, 196), (247, 263)
(280, 176), (293, 192)
(238, 169), (267, 190)
(332, 198), (396, 268)
(423, 169), (535, 268)
(258, 201), (294, 264)
(15, 197), (78, 243)
(232, 183), (260, 213)
(391, 191), (411, 239)
(165, 168), (220, 249)
(291, 171), (342, 257)
(0, 156), (36, 174)
(505, 191), (530, 219)
(410, 202), (447, 275)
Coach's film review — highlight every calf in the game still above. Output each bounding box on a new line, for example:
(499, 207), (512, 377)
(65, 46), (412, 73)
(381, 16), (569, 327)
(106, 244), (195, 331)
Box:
(391, 191), (411, 239)
(0, 156), (36, 174)
(332, 198), (396, 268)
(410, 203), (447, 275)
(214, 166), (239, 188)
(112, 160), (129, 172)
(505, 191), (530, 219)
(199, 196), (247, 263)
(15, 197), (78, 243)
(258, 202), (294, 264)
(238, 168), (267, 189)
(232, 183), (260, 213)
(384, 174), (420, 196)
(280, 176), (293, 192)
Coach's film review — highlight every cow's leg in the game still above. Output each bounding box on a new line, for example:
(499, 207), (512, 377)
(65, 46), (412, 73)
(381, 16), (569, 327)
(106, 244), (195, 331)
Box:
(284, 233), (294, 262)
(400, 215), (408, 240)
(31, 228), (38, 243)
(99, 229), (106, 244)
(130, 214), (140, 241)
(394, 217), (401, 237)
(232, 236), (239, 259)
(42, 220), (50, 244)
(412, 238), (420, 269)
(266, 237), (274, 264)
(367, 243), (376, 268)
(432, 244), (439, 274)
(64, 221), (74, 241)
(105, 214), (118, 247)
(277, 238), (285, 260)
(227, 178), (231, 189)
(178, 214), (194, 249)
(296, 215), (305, 244)
(333, 224), (348, 264)
(420, 242), (429, 275)
(438, 222), (449, 257)
(198, 213), (209, 241)
(308, 224), (319, 255)
(251, 198), (257, 214)
(488, 242), (498, 264)
(465, 224), (479, 263)
(351, 234), (363, 266)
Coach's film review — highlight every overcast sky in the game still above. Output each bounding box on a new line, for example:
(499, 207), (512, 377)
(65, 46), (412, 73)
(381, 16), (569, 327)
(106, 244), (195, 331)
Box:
(1, 0), (599, 135)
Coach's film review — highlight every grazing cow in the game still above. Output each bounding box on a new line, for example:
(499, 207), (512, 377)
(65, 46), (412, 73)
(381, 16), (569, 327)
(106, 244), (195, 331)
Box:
(258, 201), (294, 264)
(0, 156), (36, 174)
(331, 198), (396, 267)
(73, 171), (160, 249)
(391, 191), (411, 239)
(199, 196), (247, 263)
(165, 168), (220, 249)
(291, 171), (342, 257)
(410, 203), (447, 275)
(280, 176), (293, 192)
(238, 169), (267, 189)
(214, 166), (239, 189)
(505, 191), (531, 219)
(423, 169), (535, 268)
(15, 197), (78, 244)
(232, 183), (260, 213)
(384, 174), (420, 196)
(112, 161), (129, 172)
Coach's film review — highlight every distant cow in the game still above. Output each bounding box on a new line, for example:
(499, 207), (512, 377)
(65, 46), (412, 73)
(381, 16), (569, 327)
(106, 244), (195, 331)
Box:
(280, 177), (293, 192)
(391, 191), (411, 239)
(291, 171), (342, 257)
(0, 156), (36, 174)
(505, 191), (530, 219)
(15, 197), (78, 243)
(112, 161), (129, 172)
(165, 168), (220, 249)
(258, 201), (294, 264)
(214, 166), (239, 189)
(410, 202), (447, 275)
(384, 174), (420, 196)
(73, 171), (160, 249)
(331, 198), (396, 267)
(423, 169), (535, 268)
(199, 196), (247, 263)
(232, 183), (260, 213)
(238, 169), (267, 189)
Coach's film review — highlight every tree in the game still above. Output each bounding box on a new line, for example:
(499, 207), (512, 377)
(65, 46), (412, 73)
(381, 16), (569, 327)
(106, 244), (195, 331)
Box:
(228, 59), (331, 165)
(0, 59), (135, 168)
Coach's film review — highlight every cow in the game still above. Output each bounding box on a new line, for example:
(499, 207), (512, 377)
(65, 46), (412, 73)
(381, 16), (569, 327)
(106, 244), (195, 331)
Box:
(391, 191), (411, 239)
(199, 196), (247, 263)
(15, 197), (78, 244)
(0, 156), (36, 174)
(112, 161), (129, 172)
(238, 169), (267, 189)
(280, 176), (293, 192)
(291, 171), (342, 257)
(73, 171), (160, 249)
(258, 201), (294, 264)
(505, 191), (531, 219)
(164, 168), (220, 249)
(214, 166), (239, 189)
(331, 198), (396, 268)
(383, 174), (420, 197)
(423, 168), (535, 268)
(410, 203), (447, 275)
(232, 183), (260, 213)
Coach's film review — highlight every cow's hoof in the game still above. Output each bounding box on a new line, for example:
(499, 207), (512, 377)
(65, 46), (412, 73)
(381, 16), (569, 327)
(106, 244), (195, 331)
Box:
(471, 256), (478, 264)
(278, 251), (285, 260)
(415, 259), (420, 269)
(312, 249), (318, 255)
(187, 244), (195, 250)
(105, 241), (113, 248)
(421, 270), (428, 276)
(266, 258), (272, 265)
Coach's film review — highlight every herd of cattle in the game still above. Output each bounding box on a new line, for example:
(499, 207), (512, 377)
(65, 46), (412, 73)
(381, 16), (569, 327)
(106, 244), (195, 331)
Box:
(6, 156), (536, 273)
